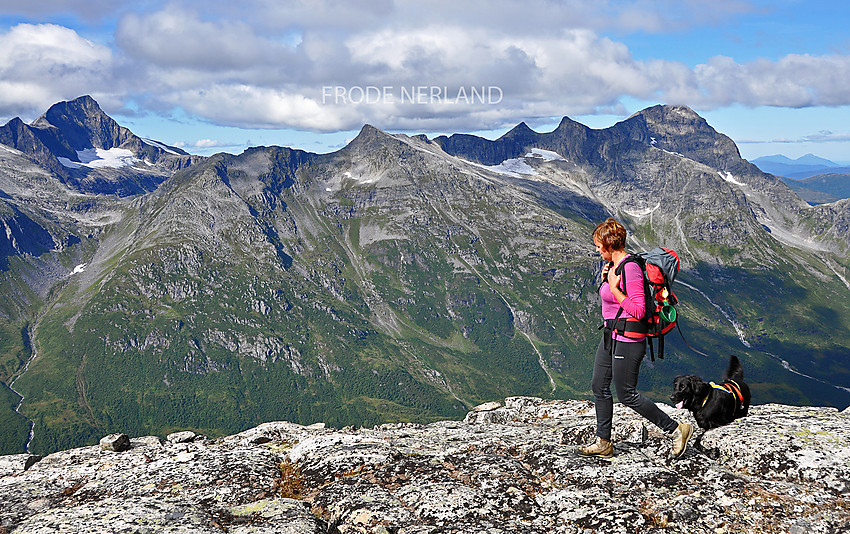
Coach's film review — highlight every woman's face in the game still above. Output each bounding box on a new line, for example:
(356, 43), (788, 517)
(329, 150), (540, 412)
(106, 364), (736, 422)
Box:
(594, 238), (613, 261)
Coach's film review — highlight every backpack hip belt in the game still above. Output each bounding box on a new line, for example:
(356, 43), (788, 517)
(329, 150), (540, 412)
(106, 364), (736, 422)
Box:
(612, 317), (647, 339)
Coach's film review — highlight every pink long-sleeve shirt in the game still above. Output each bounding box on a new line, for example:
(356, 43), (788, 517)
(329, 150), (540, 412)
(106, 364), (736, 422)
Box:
(600, 257), (646, 342)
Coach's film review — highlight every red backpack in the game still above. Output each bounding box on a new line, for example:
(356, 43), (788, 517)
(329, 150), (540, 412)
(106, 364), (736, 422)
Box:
(613, 247), (680, 360)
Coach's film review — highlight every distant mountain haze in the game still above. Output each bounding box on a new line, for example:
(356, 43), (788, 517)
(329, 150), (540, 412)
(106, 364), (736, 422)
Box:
(750, 154), (850, 204)
(751, 153), (850, 180)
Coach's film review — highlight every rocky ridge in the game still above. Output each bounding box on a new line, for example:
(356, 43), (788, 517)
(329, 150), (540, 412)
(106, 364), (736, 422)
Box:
(1, 398), (848, 534)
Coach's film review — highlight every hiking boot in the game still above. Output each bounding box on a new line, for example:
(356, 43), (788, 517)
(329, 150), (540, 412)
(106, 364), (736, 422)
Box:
(578, 437), (613, 458)
(671, 422), (693, 457)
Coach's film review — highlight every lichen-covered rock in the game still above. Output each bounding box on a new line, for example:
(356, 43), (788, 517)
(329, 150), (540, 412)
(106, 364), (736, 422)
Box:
(98, 433), (130, 452)
(167, 431), (198, 444)
(228, 498), (322, 534)
(1, 399), (849, 533)
(9, 497), (220, 534)
(696, 404), (850, 493)
(0, 454), (42, 477)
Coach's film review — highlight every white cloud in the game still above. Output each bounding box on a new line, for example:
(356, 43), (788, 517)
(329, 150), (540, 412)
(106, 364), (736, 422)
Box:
(115, 8), (301, 71)
(756, 130), (850, 145)
(802, 131), (850, 143)
(193, 139), (226, 148)
(0, 24), (115, 117)
(338, 27), (691, 125)
(688, 53), (850, 108)
(166, 85), (360, 132)
(1, 1), (849, 139)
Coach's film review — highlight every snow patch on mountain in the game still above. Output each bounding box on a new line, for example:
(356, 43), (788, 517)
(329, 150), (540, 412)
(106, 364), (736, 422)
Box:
(524, 148), (565, 162)
(58, 148), (139, 169)
(719, 171), (744, 186)
(623, 203), (661, 219)
(141, 138), (180, 155)
(344, 170), (382, 184)
(484, 157), (536, 177)
(467, 149), (567, 178)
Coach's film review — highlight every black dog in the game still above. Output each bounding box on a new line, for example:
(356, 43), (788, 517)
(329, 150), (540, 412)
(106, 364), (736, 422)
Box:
(670, 355), (751, 430)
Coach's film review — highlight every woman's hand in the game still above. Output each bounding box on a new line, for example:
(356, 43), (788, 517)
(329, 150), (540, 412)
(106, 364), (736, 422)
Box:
(607, 265), (624, 303)
(607, 264), (621, 291)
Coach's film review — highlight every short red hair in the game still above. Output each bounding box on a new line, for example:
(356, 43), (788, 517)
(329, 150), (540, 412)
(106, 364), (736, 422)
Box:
(593, 218), (627, 251)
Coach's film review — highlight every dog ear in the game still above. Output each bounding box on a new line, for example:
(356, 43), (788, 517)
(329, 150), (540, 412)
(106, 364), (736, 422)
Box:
(692, 379), (711, 401)
(684, 375), (703, 391)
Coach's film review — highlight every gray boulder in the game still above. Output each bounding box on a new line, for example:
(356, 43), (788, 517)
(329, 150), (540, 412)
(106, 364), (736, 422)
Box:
(98, 433), (130, 452)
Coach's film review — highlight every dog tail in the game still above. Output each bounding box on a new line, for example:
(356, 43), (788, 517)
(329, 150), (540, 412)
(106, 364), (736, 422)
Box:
(723, 355), (744, 382)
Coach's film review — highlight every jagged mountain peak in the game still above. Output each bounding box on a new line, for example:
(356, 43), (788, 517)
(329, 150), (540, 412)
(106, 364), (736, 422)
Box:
(341, 123), (400, 152)
(0, 95), (200, 195)
(502, 121), (536, 137)
(553, 114), (591, 132)
(30, 94), (129, 152)
(619, 103), (745, 170)
(432, 121), (542, 166)
(36, 95), (103, 124)
(632, 103), (702, 121)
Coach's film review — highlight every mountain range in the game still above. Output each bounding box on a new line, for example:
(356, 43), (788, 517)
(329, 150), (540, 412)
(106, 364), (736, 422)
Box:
(751, 154), (850, 204)
(751, 153), (850, 179)
(1, 96), (849, 456)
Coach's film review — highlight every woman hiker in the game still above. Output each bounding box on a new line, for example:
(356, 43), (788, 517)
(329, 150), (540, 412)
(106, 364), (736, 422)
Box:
(579, 217), (693, 458)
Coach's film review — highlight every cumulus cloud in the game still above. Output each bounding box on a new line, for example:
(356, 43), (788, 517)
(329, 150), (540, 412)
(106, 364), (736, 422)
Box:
(332, 27), (695, 129)
(688, 54), (850, 108)
(0, 23), (116, 118)
(115, 8), (302, 71)
(165, 84), (361, 131)
(172, 138), (242, 151)
(1, 0), (849, 137)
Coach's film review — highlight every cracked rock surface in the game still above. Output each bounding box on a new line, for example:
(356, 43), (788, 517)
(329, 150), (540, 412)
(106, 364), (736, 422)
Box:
(1, 398), (849, 533)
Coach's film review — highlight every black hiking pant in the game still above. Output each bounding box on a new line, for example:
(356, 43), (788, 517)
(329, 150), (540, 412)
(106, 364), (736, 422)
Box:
(591, 332), (678, 441)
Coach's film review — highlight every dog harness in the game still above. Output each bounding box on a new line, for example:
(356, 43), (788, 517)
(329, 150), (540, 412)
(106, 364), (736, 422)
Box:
(702, 380), (745, 413)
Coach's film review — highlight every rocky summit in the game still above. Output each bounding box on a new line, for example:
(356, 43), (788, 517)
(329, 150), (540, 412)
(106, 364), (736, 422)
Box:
(1, 398), (848, 534)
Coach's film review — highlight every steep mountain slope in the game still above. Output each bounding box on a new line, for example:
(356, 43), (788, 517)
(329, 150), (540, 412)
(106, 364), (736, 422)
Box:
(0, 97), (208, 452)
(2, 99), (849, 455)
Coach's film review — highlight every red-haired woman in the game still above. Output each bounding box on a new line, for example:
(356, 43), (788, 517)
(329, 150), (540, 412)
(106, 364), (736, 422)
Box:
(579, 217), (693, 458)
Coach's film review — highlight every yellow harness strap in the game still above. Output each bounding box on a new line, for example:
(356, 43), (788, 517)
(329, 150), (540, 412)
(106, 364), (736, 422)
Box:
(701, 381), (730, 407)
(702, 381), (744, 409)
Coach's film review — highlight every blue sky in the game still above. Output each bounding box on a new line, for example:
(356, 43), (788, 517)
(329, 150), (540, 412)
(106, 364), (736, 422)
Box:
(1, 0), (849, 162)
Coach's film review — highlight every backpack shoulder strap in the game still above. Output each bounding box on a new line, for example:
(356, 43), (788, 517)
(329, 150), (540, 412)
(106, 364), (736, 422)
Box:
(613, 254), (645, 295)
